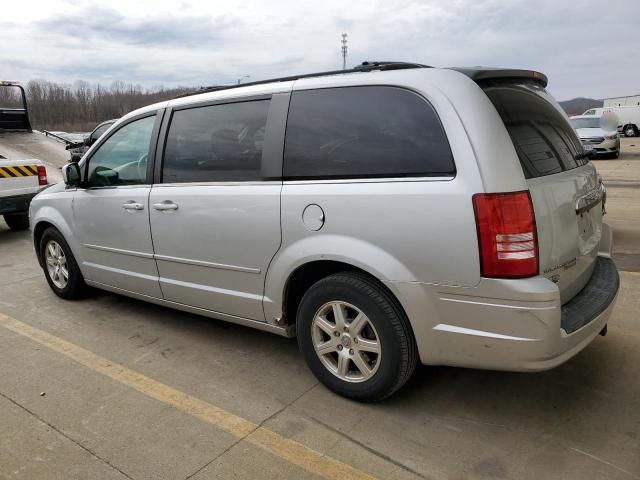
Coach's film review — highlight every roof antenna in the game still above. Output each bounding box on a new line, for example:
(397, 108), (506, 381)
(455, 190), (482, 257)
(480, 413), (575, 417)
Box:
(341, 33), (348, 70)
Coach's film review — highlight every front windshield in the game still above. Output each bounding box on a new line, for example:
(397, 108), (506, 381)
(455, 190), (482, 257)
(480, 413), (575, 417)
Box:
(571, 117), (600, 129)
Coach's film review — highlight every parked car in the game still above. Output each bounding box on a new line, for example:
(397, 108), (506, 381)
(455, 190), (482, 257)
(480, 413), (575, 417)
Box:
(0, 81), (49, 230)
(0, 157), (48, 230)
(66, 119), (117, 162)
(583, 106), (640, 137)
(30, 62), (619, 401)
(570, 114), (620, 158)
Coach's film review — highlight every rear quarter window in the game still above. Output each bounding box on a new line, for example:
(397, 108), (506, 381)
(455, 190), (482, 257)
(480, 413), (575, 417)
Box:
(484, 83), (587, 179)
(283, 86), (455, 179)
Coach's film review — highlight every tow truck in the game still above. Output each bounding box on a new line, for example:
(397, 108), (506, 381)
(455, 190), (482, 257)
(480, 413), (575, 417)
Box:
(0, 81), (59, 230)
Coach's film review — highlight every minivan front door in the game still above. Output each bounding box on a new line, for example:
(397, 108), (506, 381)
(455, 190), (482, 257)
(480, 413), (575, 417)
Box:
(74, 113), (162, 298)
(149, 99), (282, 321)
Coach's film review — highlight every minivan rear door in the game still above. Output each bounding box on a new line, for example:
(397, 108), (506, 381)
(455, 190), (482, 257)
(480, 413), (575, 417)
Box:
(484, 82), (603, 303)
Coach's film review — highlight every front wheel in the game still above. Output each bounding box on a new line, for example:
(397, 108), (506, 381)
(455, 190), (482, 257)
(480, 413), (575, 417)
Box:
(297, 272), (417, 401)
(625, 125), (636, 137)
(3, 213), (29, 231)
(39, 227), (88, 299)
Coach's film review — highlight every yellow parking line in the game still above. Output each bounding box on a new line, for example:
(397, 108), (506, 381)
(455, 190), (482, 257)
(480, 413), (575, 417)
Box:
(0, 313), (376, 480)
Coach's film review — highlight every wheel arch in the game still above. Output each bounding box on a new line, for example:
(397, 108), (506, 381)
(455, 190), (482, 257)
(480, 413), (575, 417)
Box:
(32, 209), (81, 269)
(33, 220), (56, 266)
(282, 260), (372, 326)
(276, 260), (417, 347)
(264, 235), (416, 322)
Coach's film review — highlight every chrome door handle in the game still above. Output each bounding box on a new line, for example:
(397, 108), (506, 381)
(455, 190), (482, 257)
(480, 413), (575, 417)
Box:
(122, 201), (144, 211)
(153, 201), (179, 211)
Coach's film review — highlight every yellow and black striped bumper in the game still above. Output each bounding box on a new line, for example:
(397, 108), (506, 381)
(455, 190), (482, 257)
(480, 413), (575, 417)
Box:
(0, 165), (38, 178)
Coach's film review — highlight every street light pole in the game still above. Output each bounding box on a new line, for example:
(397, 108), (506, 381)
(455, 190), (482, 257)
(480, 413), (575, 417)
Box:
(237, 75), (250, 85)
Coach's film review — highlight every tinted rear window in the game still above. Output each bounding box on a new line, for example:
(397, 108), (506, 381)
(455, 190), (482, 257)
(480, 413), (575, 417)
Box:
(283, 86), (455, 179)
(484, 83), (587, 179)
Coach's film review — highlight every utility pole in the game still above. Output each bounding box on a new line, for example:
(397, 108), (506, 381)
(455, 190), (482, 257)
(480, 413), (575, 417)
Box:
(341, 33), (348, 70)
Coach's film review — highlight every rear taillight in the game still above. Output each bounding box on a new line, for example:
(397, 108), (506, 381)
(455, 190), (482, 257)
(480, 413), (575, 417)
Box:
(37, 165), (47, 185)
(472, 191), (538, 278)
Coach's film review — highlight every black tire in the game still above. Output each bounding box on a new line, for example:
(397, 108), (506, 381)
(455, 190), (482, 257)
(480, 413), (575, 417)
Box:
(3, 213), (29, 231)
(297, 272), (417, 402)
(624, 125), (636, 137)
(39, 227), (88, 299)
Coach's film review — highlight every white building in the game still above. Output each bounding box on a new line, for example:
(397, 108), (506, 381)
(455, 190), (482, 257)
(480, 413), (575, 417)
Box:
(604, 95), (640, 107)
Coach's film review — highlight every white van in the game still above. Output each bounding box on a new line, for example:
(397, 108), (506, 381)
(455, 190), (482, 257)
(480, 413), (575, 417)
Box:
(583, 106), (640, 137)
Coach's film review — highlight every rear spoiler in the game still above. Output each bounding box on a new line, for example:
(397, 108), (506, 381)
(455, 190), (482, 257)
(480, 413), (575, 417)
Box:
(449, 67), (548, 88)
(0, 81), (32, 131)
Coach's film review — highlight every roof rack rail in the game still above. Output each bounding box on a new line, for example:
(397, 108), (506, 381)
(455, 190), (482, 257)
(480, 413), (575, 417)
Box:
(175, 61), (431, 99)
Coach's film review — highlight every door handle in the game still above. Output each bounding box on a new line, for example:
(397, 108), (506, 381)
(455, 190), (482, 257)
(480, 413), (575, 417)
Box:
(122, 201), (144, 211)
(153, 201), (179, 211)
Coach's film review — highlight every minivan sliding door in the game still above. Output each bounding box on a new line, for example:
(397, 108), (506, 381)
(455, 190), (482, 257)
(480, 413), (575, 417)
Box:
(149, 95), (287, 321)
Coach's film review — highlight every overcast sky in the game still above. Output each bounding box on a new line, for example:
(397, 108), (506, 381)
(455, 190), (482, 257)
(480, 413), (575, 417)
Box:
(1, 0), (638, 100)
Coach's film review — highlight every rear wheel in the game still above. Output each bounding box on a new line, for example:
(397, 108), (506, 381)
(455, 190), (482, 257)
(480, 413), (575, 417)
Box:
(297, 272), (417, 401)
(39, 227), (88, 299)
(3, 213), (29, 231)
(624, 125), (636, 137)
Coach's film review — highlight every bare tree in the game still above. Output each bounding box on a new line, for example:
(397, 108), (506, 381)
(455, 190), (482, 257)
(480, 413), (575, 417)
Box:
(11, 79), (195, 132)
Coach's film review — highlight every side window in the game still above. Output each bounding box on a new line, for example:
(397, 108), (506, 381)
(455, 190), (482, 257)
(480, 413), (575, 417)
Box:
(162, 100), (270, 183)
(283, 86), (455, 179)
(87, 115), (155, 187)
(90, 123), (111, 143)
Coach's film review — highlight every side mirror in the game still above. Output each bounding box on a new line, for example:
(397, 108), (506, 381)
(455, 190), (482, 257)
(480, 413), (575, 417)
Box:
(62, 162), (82, 187)
(85, 136), (94, 147)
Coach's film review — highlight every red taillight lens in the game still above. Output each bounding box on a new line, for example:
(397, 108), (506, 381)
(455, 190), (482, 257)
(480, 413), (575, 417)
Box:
(37, 165), (47, 185)
(472, 191), (538, 278)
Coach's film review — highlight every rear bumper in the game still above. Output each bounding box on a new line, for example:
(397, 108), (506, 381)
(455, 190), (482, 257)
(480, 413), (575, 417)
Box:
(0, 193), (36, 214)
(561, 256), (618, 334)
(389, 226), (619, 371)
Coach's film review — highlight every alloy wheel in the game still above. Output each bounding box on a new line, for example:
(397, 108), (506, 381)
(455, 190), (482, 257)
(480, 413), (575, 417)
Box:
(45, 240), (69, 289)
(311, 301), (381, 383)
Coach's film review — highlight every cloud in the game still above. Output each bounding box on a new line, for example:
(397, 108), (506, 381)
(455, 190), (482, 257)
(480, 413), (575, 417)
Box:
(35, 7), (239, 46)
(0, 0), (639, 100)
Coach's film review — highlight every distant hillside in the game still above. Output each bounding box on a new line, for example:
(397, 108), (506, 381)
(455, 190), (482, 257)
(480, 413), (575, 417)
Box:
(559, 97), (603, 116)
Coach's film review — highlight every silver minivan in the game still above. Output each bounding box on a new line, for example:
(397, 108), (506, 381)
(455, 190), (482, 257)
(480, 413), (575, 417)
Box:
(30, 62), (619, 401)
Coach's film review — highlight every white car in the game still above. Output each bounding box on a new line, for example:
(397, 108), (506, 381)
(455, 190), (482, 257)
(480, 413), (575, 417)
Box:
(570, 115), (620, 158)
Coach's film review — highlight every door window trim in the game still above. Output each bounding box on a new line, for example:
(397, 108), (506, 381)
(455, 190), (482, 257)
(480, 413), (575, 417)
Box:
(81, 110), (164, 189)
(153, 93), (289, 184)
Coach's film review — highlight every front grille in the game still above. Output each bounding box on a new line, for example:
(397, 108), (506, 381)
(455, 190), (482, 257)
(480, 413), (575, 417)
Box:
(581, 137), (605, 144)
